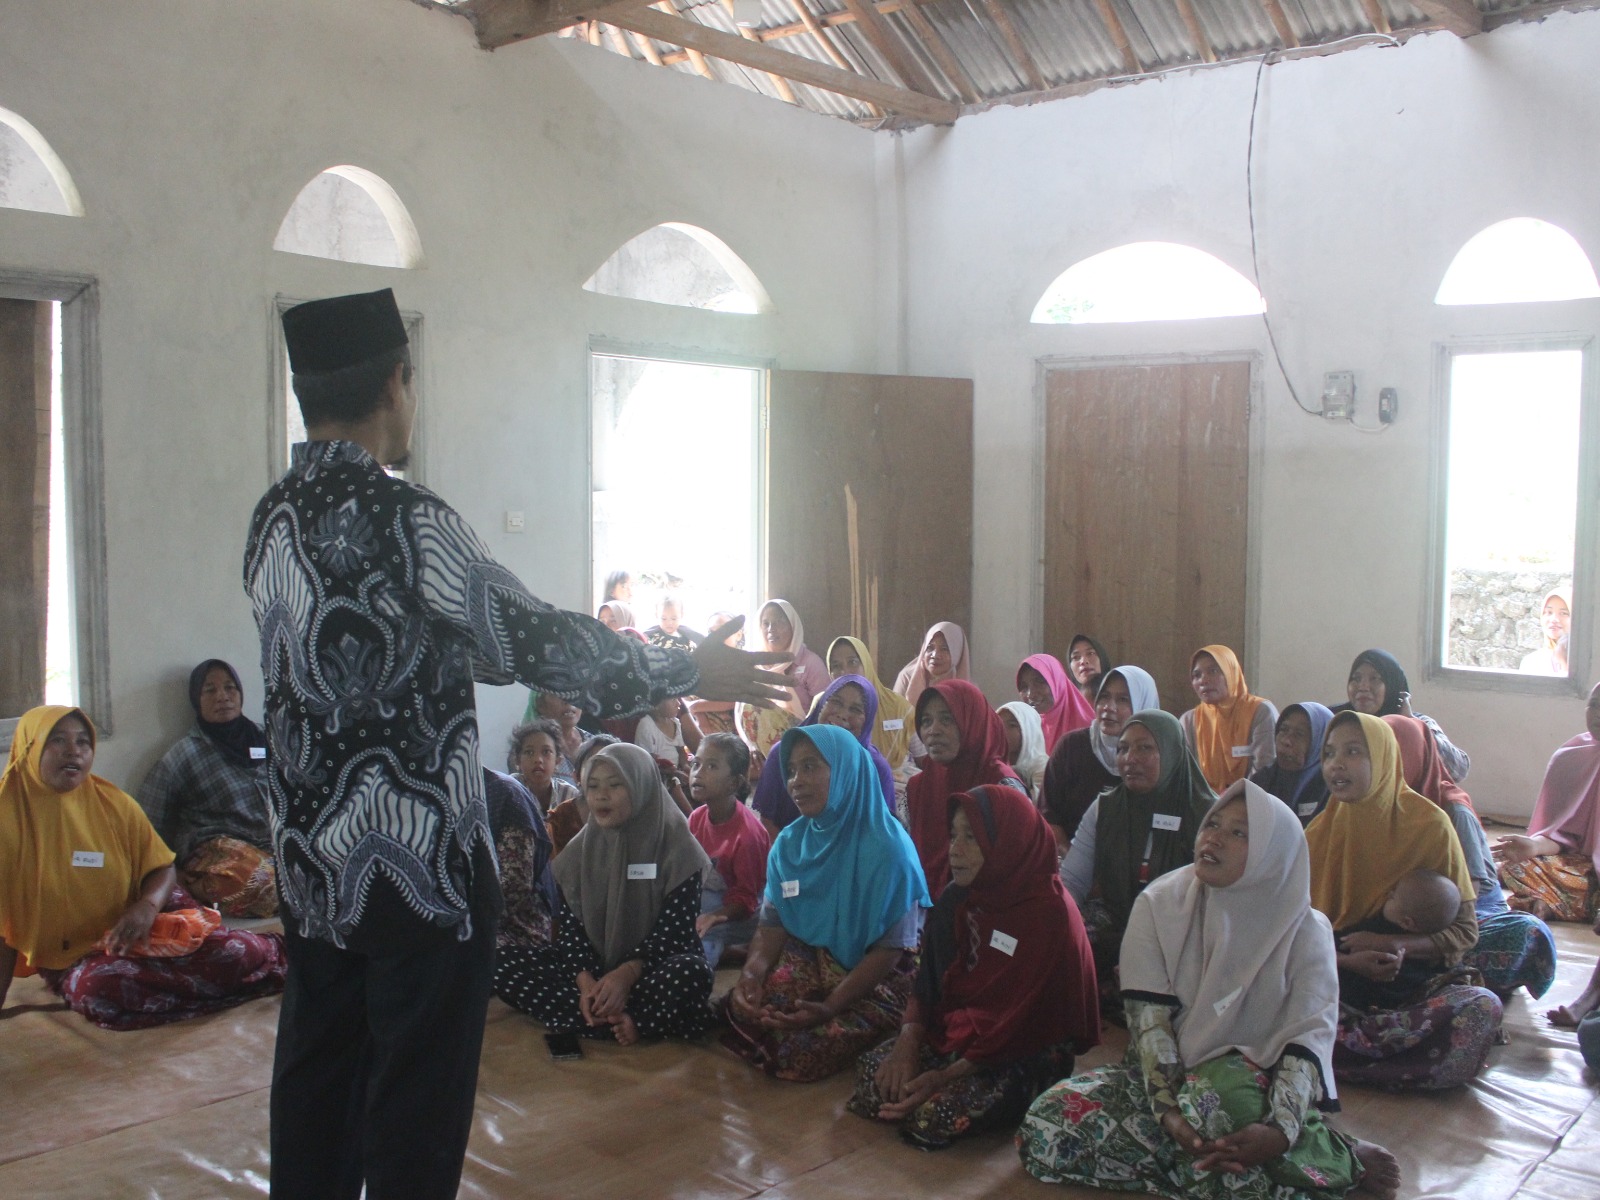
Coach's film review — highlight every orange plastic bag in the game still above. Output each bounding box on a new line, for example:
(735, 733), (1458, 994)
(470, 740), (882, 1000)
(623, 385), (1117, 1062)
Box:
(94, 906), (221, 958)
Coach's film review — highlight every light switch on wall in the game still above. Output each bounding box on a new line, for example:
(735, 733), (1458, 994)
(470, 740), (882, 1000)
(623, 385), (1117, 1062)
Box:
(505, 511), (525, 533)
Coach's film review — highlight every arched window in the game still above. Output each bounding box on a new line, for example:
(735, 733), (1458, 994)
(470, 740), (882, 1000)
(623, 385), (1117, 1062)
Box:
(1435, 218), (1600, 306)
(273, 166), (423, 269)
(1031, 242), (1265, 324)
(584, 223), (772, 314)
(0, 106), (83, 216)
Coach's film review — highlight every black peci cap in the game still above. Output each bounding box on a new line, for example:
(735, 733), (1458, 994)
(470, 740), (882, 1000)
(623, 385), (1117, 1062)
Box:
(282, 288), (408, 374)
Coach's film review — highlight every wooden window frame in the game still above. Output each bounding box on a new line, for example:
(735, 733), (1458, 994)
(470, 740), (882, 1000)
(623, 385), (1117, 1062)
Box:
(0, 269), (109, 742)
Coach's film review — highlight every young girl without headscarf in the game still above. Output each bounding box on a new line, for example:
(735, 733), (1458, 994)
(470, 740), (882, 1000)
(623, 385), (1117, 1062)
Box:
(906, 681), (1026, 897)
(848, 785), (1099, 1149)
(1180, 645), (1277, 792)
(1336, 648), (1470, 782)
(1, 706), (287, 1029)
(1385, 714), (1556, 1000)
(138, 659), (276, 917)
(758, 599), (828, 716)
(1021, 781), (1399, 1200)
(1041, 666), (1160, 850)
(894, 622), (971, 710)
(1308, 713), (1500, 1090)
(1250, 703), (1335, 827)
(750, 675), (895, 836)
(688, 733), (770, 969)
(724, 726), (931, 1083)
(1059, 710), (1216, 983)
(493, 743), (714, 1045)
(998, 702), (1050, 801)
(1016, 654), (1095, 754)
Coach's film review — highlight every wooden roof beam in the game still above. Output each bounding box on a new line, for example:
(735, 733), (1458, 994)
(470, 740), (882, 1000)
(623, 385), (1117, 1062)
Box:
(789, 0), (886, 117)
(608, 6), (961, 122)
(901, 3), (982, 103)
(1356, 0), (1392, 34)
(837, 0), (942, 96)
(1412, 0), (1483, 36)
(469, 0), (651, 48)
(1172, 0), (1218, 63)
(979, 0), (1046, 92)
(1258, 0), (1300, 48)
(1092, 0), (1142, 74)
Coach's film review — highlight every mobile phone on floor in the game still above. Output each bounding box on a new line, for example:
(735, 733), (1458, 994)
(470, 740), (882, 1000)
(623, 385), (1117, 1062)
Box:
(545, 1030), (583, 1061)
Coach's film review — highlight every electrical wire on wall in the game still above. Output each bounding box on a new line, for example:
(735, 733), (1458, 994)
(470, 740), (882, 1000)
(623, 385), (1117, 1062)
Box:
(1245, 38), (1400, 433)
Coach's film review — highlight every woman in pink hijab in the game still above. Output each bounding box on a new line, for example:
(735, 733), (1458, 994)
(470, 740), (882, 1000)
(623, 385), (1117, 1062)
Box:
(894, 622), (971, 711)
(1016, 654), (1094, 755)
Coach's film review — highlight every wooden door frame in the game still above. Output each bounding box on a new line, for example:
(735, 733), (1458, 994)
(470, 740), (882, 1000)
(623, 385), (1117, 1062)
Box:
(585, 337), (774, 615)
(1030, 350), (1267, 681)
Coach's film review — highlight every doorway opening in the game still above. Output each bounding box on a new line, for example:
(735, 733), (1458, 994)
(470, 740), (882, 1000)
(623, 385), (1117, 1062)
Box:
(590, 352), (764, 638)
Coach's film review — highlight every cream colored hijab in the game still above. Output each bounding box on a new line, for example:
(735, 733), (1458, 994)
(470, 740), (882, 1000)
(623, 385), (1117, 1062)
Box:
(1120, 779), (1341, 1099)
(552, 743), (709, 971)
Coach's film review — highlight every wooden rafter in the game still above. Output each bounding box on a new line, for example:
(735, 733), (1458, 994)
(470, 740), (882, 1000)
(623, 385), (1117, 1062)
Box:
(716, 0), (800, 104)
(900, 3), (981, 104)
(629, 26), (666, 64)
(837, 0), (942, 96)
(607, 6), (961, 122)
(1171, 0), (1218, 63)
(788, 0), (885, 118)
(653, 2), (713, 77)
(1411, 0), (1483, 36)
(469, 0), (650, 48)
(978, 0), (1046, 92)
(1258, 0), (1300, 48)
(1356, 0), (1393, 34)
(1092, 0), (1141, 74)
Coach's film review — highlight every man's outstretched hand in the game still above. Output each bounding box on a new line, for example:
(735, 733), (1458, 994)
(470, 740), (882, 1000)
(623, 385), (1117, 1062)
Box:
(689, 616), (793, 707)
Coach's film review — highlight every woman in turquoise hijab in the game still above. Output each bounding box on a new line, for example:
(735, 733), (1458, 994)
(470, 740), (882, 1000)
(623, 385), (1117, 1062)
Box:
(724, 725), (931, 1082)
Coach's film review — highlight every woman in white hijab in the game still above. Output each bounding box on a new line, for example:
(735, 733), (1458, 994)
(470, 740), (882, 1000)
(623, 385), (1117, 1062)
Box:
(493, 743), (713, 1046)
(1019, 781), (1399, 1200)
(998, 701), (1049, 801)
(1039, 666), (1158, 850)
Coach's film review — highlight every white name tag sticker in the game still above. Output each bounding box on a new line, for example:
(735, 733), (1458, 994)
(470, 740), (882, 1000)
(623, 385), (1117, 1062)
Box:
(1151, 813), (1182, 832)
(781, 880), (800, 898)
(72, 850), (105, 868)
(1298, 801), (1319, 817)
(882, 718), (904, 731)
(1231, 745), (1252, 758)
(250, 746), (267, 760)
(626, 863), (657, 881)
(1213, 986), (1243, 1017)
(989, 930), (1018, 956)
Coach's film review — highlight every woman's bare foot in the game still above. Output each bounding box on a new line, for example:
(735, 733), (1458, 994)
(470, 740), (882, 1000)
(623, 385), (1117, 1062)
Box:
(1547, 963), (1600, 1027)
(612, 1012), (640, 1046)
(1352, 1140), (1400, 1200)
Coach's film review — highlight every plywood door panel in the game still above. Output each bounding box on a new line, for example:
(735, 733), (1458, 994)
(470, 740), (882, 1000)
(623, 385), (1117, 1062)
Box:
(0, 299), (50, 715)
(1044, 361), (1251, 710)
(767, 371), (973, 679)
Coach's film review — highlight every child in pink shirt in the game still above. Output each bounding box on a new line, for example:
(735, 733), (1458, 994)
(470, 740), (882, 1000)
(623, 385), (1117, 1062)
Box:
(687, 733), (771, 968)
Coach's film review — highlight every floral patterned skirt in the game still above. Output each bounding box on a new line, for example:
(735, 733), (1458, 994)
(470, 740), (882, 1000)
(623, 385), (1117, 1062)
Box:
(1333, 979), (1502, 1090)
(848, 1034), (1075, 1149)
(40, 927), (287, 1031)
(1463, 906), (1557, 999)
(721, 937), (915, 1083)
(1499, 853), (1597, 924)
(179, 836), (278, 918)
(1018, 1051), (1362, 1199)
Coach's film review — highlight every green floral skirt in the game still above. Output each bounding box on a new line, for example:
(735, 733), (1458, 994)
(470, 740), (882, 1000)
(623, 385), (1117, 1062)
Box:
(1017, 1051), (1362, 1200)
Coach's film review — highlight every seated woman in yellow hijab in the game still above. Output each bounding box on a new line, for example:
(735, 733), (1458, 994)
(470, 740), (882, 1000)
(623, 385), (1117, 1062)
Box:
(0, 706), (287, 1030)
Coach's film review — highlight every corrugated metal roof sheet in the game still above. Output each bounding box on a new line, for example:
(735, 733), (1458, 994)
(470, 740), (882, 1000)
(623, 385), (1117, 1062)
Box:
(443, 0), (1600, 125)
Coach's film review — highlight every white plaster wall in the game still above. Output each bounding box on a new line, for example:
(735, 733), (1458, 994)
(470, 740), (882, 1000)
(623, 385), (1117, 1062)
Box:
(897, 14), (1600, 818)
(0, 0), (879, 787)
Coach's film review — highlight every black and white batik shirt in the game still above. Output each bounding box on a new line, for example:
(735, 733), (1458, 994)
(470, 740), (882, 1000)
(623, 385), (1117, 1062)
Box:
(244, 440), (697, 950)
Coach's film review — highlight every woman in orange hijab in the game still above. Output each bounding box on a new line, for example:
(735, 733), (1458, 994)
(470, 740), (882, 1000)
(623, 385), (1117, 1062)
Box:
(1179, 645), (1278, 792)
(0, 706), (286, 1030)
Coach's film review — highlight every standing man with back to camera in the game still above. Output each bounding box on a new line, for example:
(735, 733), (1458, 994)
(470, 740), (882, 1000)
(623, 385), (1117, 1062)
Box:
(245, 288), (790, 1198)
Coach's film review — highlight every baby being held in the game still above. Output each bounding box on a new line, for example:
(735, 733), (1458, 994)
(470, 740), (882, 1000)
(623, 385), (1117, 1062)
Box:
(1380, 868), (1462, 936)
